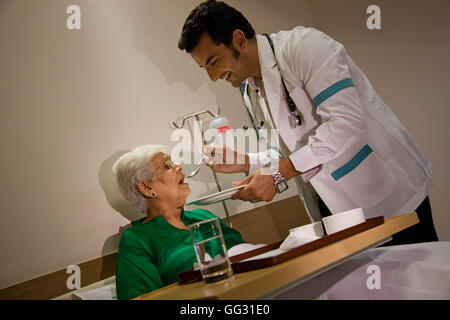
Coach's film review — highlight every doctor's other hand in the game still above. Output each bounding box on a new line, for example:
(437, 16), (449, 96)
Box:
(230, 168), (277, 203)
(203, 145), (250, 174)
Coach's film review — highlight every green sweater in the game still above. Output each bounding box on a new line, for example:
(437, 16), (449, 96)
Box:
(115, 208), (245, 300)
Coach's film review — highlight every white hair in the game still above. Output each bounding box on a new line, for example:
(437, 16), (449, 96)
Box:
(112, 144), (168, 214)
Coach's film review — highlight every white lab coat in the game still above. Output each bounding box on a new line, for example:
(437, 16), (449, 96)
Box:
(246, 27), (433, 220)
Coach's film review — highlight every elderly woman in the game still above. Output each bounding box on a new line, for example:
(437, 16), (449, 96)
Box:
(112, 144), (246, 300)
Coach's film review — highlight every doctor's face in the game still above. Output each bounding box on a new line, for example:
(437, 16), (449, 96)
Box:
(190, 32), (253, 87)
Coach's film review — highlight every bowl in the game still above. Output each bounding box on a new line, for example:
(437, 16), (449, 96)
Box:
(322, 208), (366, 235)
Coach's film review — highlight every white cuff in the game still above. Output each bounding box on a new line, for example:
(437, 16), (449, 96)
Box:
(300, 165), (322, 182)
(247, 149), (281, 173)
(289, 145), (330, 173)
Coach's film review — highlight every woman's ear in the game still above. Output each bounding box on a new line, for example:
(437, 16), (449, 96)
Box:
(137, 181), (156, 198)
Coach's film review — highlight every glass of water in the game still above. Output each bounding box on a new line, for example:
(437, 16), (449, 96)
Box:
(188, 217), (233, 284)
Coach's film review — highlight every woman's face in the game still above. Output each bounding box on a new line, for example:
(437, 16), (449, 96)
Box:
(149, 153), (191, 205)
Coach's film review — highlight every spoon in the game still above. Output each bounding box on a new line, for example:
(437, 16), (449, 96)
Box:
(187, 156), (207, 178)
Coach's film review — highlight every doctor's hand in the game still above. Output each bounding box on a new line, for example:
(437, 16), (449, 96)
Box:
(230, 168), (277, 203)
(203, 145), (250, 174)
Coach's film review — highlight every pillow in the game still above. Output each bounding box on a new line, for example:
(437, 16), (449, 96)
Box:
(71, 283), (117, 300)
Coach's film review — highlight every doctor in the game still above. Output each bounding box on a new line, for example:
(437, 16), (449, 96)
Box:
(178, 0), (438, 245)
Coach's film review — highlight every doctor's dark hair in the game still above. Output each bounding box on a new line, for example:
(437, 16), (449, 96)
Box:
(178, 0), (255, 53)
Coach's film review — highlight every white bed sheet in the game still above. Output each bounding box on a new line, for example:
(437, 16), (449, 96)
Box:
(273, 241), (450, 300)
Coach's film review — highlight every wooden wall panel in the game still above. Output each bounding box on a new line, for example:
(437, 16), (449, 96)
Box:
(230, 196), (310, 244)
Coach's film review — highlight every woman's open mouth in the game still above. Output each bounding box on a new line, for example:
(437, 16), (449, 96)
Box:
(179, 176), (188, 186)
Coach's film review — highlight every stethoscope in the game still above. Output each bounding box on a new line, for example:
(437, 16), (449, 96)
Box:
(240, 34), (304, 134)
(240, 81), (265, 137)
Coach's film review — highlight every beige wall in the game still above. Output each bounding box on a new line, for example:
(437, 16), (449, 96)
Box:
(0, 0), (448, 289)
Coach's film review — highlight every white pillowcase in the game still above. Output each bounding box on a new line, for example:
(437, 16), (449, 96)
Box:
(71, 282), (117, 300)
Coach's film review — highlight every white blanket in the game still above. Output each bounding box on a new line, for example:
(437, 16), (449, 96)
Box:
(273, 241), (450, 300)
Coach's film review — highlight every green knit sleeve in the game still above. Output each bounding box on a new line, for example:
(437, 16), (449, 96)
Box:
(115, 230), (164, 300)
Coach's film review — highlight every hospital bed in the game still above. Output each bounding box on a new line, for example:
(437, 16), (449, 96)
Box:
(54, 241), (450, 300)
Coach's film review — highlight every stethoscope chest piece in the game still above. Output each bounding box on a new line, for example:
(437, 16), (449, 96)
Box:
(289, 114), (302, 128)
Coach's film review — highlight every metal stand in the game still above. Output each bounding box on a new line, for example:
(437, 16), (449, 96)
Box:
(169, 109), (233, 227)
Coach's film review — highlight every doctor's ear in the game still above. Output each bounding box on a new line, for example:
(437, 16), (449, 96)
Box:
(231, 29), (247, 50)
(137, 181), (157, 198)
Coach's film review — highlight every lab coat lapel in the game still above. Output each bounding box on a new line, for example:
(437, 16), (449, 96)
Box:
(256, 34), (296, 151)
(256, 34), (282, 130)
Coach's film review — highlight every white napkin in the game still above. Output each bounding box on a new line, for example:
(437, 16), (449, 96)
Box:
(279, 234), (312, 251)
(279, 222), (325, 251)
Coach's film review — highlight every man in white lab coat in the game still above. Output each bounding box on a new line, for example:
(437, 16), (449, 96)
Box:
(178, 0), (438, 245)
